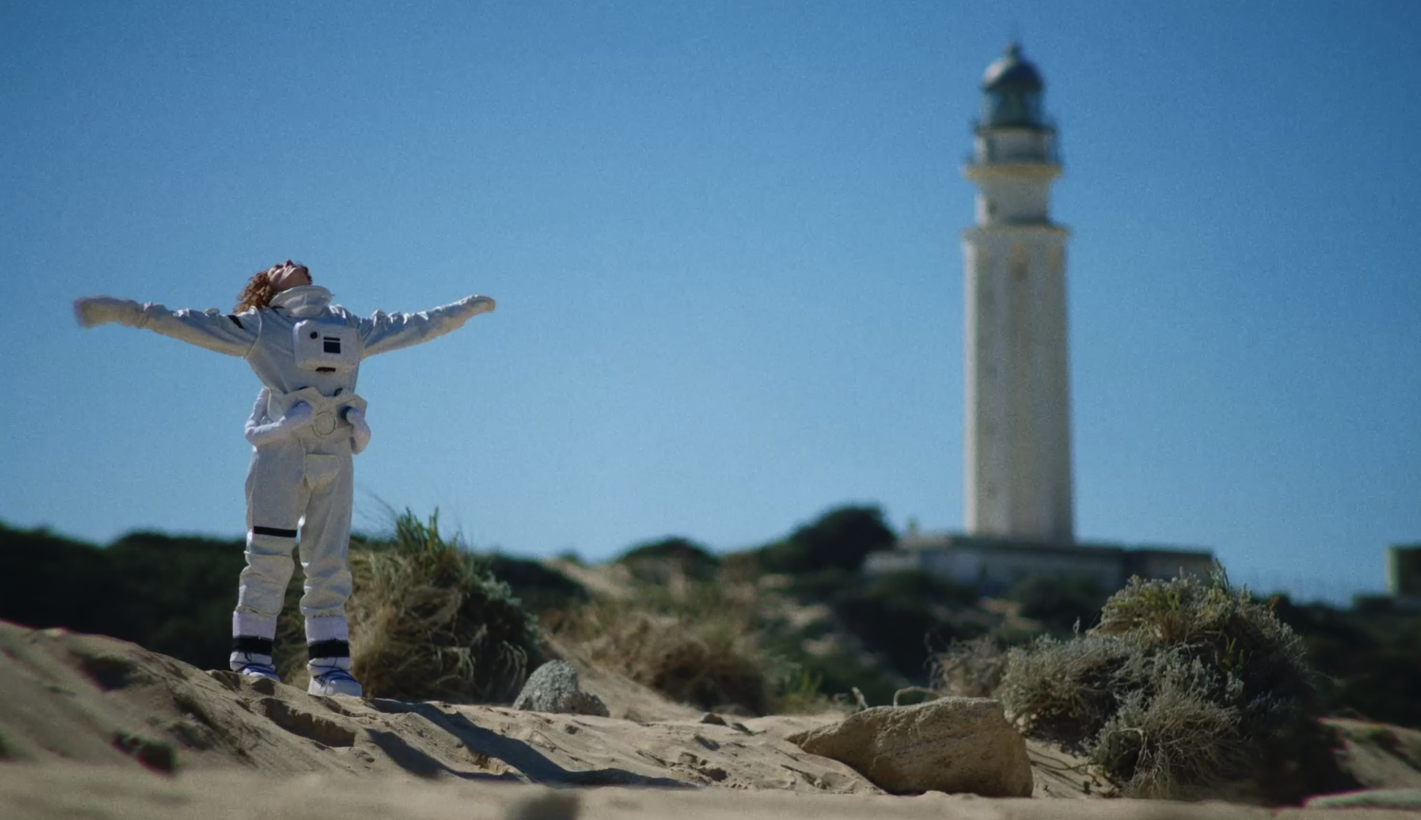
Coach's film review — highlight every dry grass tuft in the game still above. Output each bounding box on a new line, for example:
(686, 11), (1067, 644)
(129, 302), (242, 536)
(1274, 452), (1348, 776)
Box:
(556, 561), (780, 715)
(280, 510), (542, 702)
(998, 632), (1134, 743)
(1091, 650), (1243, 799)
(347, 510), (542, 702)
(932, 635), (1012, 699)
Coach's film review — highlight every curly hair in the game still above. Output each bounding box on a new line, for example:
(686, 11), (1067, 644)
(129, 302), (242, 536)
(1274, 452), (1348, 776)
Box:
(235, 261), (308, 312)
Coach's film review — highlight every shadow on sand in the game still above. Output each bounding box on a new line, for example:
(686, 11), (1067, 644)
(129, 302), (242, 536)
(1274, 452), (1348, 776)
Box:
(367, 699), (691, 788)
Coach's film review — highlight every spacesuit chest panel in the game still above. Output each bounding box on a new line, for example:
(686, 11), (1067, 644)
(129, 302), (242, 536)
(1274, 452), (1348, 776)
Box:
(246, 305), (361, 398)
(293, 319), (360, 374)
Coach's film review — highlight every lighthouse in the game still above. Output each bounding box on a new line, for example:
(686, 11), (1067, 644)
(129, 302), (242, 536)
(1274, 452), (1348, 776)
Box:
(863, 44), (1214, 592)
(962, 43), (1074, 543)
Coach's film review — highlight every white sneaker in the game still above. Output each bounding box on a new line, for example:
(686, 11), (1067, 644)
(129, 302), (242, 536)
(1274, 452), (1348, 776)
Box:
(234, 661), (281, 682)
(308, 668), (363, 697)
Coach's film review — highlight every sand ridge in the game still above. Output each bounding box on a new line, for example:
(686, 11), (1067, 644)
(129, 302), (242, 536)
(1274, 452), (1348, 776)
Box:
(1, 621), (1417, 819)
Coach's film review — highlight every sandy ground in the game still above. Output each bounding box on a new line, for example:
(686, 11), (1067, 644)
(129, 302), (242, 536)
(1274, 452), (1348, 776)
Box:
(9, 764), (1421, 820)
(2, 621), (1418, 819)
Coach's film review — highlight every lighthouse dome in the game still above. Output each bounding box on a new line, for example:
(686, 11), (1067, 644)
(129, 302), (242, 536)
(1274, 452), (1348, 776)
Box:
(979, 43), (1047, 129)
(982, 42), (1043, 91)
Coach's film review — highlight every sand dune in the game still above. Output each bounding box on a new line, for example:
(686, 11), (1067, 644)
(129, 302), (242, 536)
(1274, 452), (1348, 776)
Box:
(2, 621), (1417, 819)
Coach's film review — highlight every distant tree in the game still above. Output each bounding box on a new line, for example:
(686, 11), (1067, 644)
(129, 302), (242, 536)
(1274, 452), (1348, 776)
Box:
(1272, 595), (1421, 729)
(0, 523), (244, 669)
(103, 531), (245, 664)
(819, 569), (985, 680)
(616, 536), (720, 582)
(758, 505), (896, 575)
(0, 524), (112, 636)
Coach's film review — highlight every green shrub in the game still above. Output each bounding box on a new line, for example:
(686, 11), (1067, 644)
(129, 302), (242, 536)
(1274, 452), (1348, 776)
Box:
(282, 510), (543, 702)
(1272, 596), (1421, 729)
(999, 632), (1135, 743)
(1093, 570), (1318, 744)
(999, 569), (1321, 799)
(1090, 649), (1243, 799)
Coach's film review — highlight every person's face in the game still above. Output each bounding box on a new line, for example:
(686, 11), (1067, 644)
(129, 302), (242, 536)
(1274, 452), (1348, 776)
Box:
(269, 261), (311, 293)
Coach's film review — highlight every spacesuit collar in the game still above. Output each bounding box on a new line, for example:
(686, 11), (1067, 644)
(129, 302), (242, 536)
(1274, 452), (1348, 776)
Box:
(269, 285), (333, 318)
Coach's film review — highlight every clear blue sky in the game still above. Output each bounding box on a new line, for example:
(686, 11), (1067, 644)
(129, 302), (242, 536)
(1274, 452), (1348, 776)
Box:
(3, 1), (1418, 604)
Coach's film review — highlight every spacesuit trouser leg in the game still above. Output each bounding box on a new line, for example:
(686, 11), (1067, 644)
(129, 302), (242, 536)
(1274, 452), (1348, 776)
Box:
(231, 443), (310, 672)
(298, 451), (356, 675)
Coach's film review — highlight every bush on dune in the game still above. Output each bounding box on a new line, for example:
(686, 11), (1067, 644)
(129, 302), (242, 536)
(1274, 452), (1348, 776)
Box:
(278, 510), (543, 702)
(558, 553), (917, 716)
(556, 563), (778, 715)
(575, 600), (773, 715)
(933, 634), (1013, 699)
(558, 519), (917, 717)
(990, 569), (1324, 800)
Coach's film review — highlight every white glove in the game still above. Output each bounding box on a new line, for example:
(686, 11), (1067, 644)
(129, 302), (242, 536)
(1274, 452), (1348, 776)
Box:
(461, 295), (496, 315)
(245, 402), (314, 446)
(343, 406), (371, 454)
(74, 296), (142, 328)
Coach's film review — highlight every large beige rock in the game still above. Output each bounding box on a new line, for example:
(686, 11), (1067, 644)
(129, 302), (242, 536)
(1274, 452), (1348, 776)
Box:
(787, 696), (1033, 797)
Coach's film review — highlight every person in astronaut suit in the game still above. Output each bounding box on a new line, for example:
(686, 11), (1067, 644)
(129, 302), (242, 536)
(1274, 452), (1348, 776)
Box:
(74, 261), (495, 697)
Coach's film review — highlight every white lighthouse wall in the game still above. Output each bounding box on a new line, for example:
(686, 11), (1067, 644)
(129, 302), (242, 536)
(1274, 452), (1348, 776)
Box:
(976, 178), (1051, 225)
(964, 238), (1011, 535)
(1043, 241), (1074, 538)
(963, 227), (1072, 543)
(963, 241), (983, 531)
(972, 129), (1055, 165)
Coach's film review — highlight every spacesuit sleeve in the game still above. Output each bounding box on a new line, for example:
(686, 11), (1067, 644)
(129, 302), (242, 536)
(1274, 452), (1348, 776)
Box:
(244, 389), (273, 443)
(83, 297), (259, 357)
(358, 295), (495, 357)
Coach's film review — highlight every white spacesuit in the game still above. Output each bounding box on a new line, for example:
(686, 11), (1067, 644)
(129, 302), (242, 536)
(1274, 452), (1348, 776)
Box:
(75, 285), (494, 697)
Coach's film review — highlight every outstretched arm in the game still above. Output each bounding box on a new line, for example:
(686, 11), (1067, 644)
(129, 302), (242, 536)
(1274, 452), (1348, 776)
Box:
(74, 296), (257, 357)
(359, 294), (495, 357)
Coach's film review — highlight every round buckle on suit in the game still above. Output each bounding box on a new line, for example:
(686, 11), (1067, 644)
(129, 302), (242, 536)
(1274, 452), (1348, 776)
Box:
(313, 411), (338, 436)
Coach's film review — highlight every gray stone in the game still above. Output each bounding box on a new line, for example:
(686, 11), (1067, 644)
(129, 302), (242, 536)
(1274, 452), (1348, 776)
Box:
(786, 696), (1032, 797)
(512, 660), (609, 717)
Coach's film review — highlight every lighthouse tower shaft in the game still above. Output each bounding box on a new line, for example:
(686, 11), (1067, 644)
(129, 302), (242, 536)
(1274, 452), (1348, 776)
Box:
(962, 44), (1074, 543)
